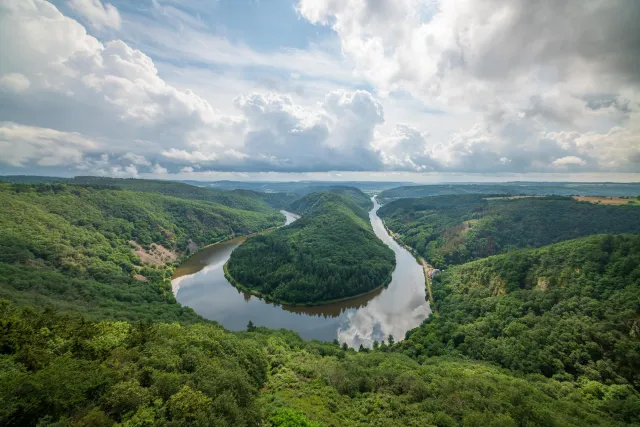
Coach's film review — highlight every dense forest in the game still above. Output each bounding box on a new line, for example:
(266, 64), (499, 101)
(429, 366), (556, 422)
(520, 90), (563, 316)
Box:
(378, 182), (640, 201)
(396, 235), (640, 397)
(288, 185), (374, 210)
(0, 176), (294, 211)
(227, 192), (395, 304)
(1, 179), (639, 425)
(2, 298), (637, 426)
(0, 183), (283, 321)
(379, 195), (640, 268)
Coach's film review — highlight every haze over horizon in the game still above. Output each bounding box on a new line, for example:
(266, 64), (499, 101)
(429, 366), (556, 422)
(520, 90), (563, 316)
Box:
(1, 0), (639, 182)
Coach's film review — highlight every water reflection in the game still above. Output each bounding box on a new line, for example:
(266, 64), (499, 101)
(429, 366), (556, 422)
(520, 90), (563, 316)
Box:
(172, 199), (430, 347)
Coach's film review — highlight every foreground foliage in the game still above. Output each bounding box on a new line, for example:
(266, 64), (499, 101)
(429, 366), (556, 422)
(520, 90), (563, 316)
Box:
(228, 192), (395, 304)
(379, 195), (640, 268)
(257, 331), (639, 426)
(1, 300), (637, 426)
(0, 300), (267, 426)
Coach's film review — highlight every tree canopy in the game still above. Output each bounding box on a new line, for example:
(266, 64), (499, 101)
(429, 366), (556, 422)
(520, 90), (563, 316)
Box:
(0, 182), (283, 321)
(227, 192), (395, 304)
(397, 234), (640, 390)
(379, 195), (640, 267)
(1, 180), (639, 426)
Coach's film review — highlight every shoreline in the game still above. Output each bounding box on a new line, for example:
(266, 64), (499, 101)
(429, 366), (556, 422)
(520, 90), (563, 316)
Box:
(169, 213), (292, 295)
(223, 261), (394, 307)
(382, 221), (438, 314)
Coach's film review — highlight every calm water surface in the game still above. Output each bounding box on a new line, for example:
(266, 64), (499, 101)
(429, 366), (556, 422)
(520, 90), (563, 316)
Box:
(172, 201), (430, 347)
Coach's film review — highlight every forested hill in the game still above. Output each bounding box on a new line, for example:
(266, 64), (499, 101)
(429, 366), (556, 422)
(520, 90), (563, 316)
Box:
(287, 188), (372, 217)
(379, 195), (640, 268)
(227, 192), (395, 304)
(1, 182), (640, 425)
(378, 182), (640, 200)
(397, 234), (640, 392)
(289, 185), (374, 210)
(0, 176), (288, 212)
(0, 183), (283, 321)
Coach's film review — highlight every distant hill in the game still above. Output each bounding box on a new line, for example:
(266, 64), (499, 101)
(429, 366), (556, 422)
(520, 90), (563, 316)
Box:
(288, 185), (373, 211)
(379, 194), (640, 268)
(378, 182), (640, 201)
(186, 179), (413, 193)
(227, 192), (395, 305)
(0, 175), (303, 211)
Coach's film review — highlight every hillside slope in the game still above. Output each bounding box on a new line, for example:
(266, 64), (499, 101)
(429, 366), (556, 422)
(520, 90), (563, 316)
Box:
(379, 195), (640, 267)
(227, 192), (395, 304)
(378, 182), (640, 200)
(398, 234), (640, 389)
(289, 185), (373, 210)
(1, 176), (287, 212)
(0, 183), (283, 321)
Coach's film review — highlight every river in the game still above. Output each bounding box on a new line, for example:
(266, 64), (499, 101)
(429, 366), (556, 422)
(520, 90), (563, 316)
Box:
(172, 200), (430, 348)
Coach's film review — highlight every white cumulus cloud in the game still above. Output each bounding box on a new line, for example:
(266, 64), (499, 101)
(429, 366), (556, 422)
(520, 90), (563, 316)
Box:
(0, 122), (97, 167)
(68, 0), (121, 30)
(0, 0), (637, 177)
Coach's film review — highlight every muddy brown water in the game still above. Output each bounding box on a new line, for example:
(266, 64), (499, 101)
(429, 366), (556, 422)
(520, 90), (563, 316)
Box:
(172, 201), (430, 348)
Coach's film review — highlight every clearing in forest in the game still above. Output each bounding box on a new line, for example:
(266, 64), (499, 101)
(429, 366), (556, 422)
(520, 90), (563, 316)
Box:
(572, 196), (639, 205)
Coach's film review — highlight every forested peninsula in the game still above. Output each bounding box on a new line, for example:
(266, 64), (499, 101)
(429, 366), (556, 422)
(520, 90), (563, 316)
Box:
(226, 191), (395, 305)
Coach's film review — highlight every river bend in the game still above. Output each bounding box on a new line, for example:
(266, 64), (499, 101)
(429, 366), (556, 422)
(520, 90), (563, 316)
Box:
(172, 200), (430, 347)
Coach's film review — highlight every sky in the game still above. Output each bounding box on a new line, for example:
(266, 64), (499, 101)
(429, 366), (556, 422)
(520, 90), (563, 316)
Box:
(0, 0), (639, 183)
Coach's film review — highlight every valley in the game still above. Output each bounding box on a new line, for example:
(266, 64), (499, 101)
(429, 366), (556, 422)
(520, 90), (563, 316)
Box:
(172, 196), (430, 348)
(1, 177), (639, 426)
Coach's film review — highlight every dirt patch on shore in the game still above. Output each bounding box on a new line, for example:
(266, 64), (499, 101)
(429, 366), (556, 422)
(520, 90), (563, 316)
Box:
(130, 241), (179, 266)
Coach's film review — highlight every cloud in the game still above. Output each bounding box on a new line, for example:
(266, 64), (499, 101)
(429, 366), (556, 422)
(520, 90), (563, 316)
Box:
(0, 122), (97, 167)
(0, 0), (637, 177)
(0, 0), (387, 173)
(545, 127), (640, 171)
(297, 0), (640, 101)
(0, 73), (30, 93)
(552, 156), (587, 168)
(121, 152), (151, 166)
(68, 0), (121, 30)
(0, 0), (243, 167)
(376, 124), (437, 172)
(76, 153), (139, 177)
(152, 163), (168, 174)
(180, 166), (194, 173)
(118, 3), (358, 86)
(297, 0), (640, 174)
(233, 90), (384, 171)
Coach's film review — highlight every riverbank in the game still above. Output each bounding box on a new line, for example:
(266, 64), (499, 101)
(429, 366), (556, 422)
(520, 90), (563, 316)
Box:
(223, 261), (394, 307)
(171, 211), (296, 295)
(382, 221), (438, 315)
(173, 196), (429, 346)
